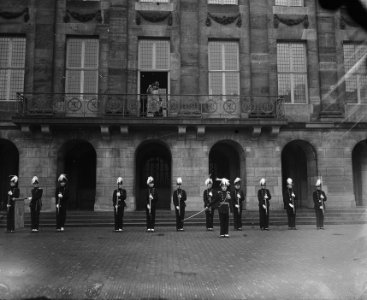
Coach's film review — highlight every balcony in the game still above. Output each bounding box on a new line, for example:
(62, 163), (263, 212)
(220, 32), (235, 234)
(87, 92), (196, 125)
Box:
(12, 93), (287, 136)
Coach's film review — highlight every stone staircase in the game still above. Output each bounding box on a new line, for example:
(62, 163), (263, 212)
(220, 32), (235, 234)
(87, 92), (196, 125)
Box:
(1, 208), (366, 228)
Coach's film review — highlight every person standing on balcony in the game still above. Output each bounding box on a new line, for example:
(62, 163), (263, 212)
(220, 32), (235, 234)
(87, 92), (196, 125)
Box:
(173, 177), (187, 231)
(313, 179), (327, 230)
(6, 175), (20, 233)
(113, 177), (127, 232)
(146, 176), (158, 232)
(146, 81), (162, 117)
(28, 176), (43, 232)
(283, 178), (297, 230)
(231, 177), (245, 231)
(258, 178), (271, 231)
(55, 174), (69, 232)
(203, 178), (215, 231)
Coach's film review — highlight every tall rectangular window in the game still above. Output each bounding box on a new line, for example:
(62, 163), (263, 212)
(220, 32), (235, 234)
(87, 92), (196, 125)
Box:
(208, 0), (238, 4)
(65, 38), (99, 94)
(275, 0), (303, 6)
(343, 43), (367, 103)
(140, 0), (169, 3)
(277, 42), (308, 103)
(208, 41), (239, 96)
(139, 40), (170, 71)
(0, 37), (26, 101)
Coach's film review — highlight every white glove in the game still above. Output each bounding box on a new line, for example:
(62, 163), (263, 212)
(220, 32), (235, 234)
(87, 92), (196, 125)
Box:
(320, 195), (324, 199)
(226, 194), (231, 200)
(28, 197), (32, 201)
(8, 191), (12, 196)
(264, 194), (268, 199)
(147, 204), (151, 210)
(205, 206), (209, 210)
(149, 194), (153, 200)
(289, 203), (294, 208)
(178, 194), (182, 199)
(56, 204), (59, 209)
(320, 206), (323, 209)
(58, 193), (63, 198)
(263, 204), (266, 209)
(209, 192), (212, 197)
(291, 193), (295, 198)
(117, 192), (121, 197)
(7, 204), (11, 208)
(115, 205), (118, 210)
(235, 204), (239, 208)
(237, 194), (241, 199)
(176, 206), (179, 210)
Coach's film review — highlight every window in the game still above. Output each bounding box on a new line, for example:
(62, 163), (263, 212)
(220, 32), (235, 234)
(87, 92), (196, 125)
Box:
(343, 43), (367, 103)
(139, 40), (170, 71)
(275, 0), (303, 6)
(0, 37), (26, 101)
(208, 0), (238, 4)
(208, 41), (239, 96)
(277, 42), (308, 103)
(65, 38), (99, 94)
(140, 0), (169, 3)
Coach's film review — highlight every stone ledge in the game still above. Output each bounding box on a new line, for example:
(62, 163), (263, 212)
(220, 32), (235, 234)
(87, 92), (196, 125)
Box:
(135, 2), (174, 12)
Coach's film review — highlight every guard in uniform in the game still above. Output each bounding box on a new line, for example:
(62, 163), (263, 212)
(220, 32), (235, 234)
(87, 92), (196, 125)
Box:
(257, 178), (271, 231)
(211, 178), (233, 238)
(112, 177), (127, 232)
(313, 179), (327, 230)
(6, 175), (20, 233)
(146, 176), (158, 232)
(231, 178), (245, 231)
(55, 174), (69, 232)
(173, 177), (187, 231)
(28, 176), (43, 232)
(203, 178), (214, 231)
(283, 178), (297, 230)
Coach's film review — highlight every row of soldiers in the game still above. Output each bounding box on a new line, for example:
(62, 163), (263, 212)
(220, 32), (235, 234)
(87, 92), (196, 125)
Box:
(4, 174), (327, 235)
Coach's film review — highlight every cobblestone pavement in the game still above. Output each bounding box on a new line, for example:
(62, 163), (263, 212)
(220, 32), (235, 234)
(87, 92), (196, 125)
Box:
(0, 224), (366, 299)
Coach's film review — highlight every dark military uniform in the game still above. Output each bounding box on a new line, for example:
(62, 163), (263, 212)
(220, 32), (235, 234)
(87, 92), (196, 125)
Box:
(211, 190), (233, 236)
(231, 188), (245, 230)
(313, 189), (327, 229)
(173, 188), (187, 230)
(283, 188), (297, 229)
(203, 188), (215, 230)
(55, 185), (69, 230)
(30, 187), (43, 230)
(7, 185), (19, 232)
(113, 188), (127, 231)
(258, 188), (271, 230)
(146, 187), (158, 230)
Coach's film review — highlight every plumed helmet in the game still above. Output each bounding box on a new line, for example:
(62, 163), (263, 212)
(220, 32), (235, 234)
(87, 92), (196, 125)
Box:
(176, 177), (182, 185)
(315, 179), (322, 187)
(286, 178), (293, 185)
(217, 178), (230, 187)
(117, 177), (123, 184)
(260, 178), (266, 186)
(32, 176), (39, 184)
(234, 177), (241, 184)
(205, 178), (213, 186)
(9, 175), (18, 183)
(58, 174), (67, 183)
(147, 176), (154, 185)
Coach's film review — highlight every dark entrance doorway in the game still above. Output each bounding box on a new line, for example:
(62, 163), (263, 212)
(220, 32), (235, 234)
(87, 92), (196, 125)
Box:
(57, 140), (96, 210)
(209, 141), (243, 190)
(0, 139), (19, 211)
(135, 141), (171, 210)
(352, 140), (367, 206)
(139, 71), (168, 116)
(281, 140), (318, 208)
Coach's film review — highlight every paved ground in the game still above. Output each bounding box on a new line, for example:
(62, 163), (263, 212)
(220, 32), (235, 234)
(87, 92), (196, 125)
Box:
(0, 224), (366, 300)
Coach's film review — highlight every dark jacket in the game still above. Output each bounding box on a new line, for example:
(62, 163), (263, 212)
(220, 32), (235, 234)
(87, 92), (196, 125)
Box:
(313, 190), (327, 210)
(173, 188), (187, 208)
(30, 187), (43, 210)
(210, 189), (233, 214)
(231, 189), (245, 211)
(55, 185), (69, 208)
(203, 188), (214, 209)
(258, 188), (271, 208)
(283, 188), (296, 211)
(8, 187), (20, 206)
(146, 187), (158, 208)
(113, 188), (127, 207)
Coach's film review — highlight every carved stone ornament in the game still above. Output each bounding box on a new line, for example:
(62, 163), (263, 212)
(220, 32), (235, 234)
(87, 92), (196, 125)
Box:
(273, 14), (309, 28)
(206, 12), (241, 27)
(136, 11), (172, 26)
(64, 9), (102, 23)
(340, 15), (359, 29)
(0, 7), (29, 22)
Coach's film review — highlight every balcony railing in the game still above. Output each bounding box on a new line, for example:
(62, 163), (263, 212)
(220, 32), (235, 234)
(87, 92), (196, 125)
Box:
(15, 93), (286, 120)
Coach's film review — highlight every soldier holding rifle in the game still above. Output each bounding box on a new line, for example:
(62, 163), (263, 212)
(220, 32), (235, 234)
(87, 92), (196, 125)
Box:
(6, 175), (20, 233)
(173, 177), (187, 231)
(257, 178), (271, 231)
(203, 178), (214, 231)
(55, 174), (69, 232)
(231, 177), (245, 231)
(283, 178), (297, 230)
(113, 177), (127, 232)
(313, 179), (327, 230)
(28, 176), (43, 232)
(146, 176), (158, 232)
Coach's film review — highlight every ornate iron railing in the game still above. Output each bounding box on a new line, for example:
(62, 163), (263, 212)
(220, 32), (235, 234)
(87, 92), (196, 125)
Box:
(15, 93), (286, 120)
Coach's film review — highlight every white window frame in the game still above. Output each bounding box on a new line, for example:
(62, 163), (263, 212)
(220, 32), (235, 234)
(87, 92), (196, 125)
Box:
(65, 38), (99, 94)
(139, 0), (169, 3)
(275, 0), (304, 7)
(343, 43), (367, 104)
(0, 37), (26, 101)
(208, 41), (240, 97)
(277, 42), (308, 104)
(208, 0), (238, 4)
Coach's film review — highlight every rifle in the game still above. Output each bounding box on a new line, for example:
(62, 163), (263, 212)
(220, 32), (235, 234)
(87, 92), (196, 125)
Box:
(115, 185), (120, 218)
(148, 188), (153, 215)
(236, 191), (241, 213)
(177, 188), (181, 217)
(289, 189), (295, 214)
(263, 190), (268, 216)
(57, 190), (61, 216)
(7, 192), (11, 213)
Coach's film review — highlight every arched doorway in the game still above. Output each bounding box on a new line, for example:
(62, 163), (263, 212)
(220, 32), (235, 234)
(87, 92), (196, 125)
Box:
(135, 141), (171, 210)
(0, 139), (19, 211)
(352, 140), (367, 206)
(209, 141), (245, 190)
(281, 140), (318, 208)
(57, 140), (96, 210)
